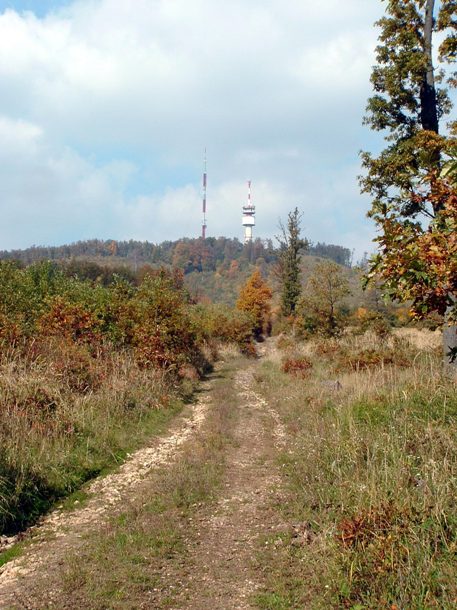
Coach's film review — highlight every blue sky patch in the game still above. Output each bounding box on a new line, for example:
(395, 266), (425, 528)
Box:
(0, 1), (69, 17)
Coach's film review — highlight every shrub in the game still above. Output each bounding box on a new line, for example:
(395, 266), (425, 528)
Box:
(276, 334), (297, 351)
(191, 304), (255, 354)
(236, 269), (272, 338)
(282, 357), (313, 377)
(37, 296), (103, 348)
(335, 342), (413, 373)
(314, 339), (340, 359)
(132, 272), (203, 372)
(0, 260), (256, 536)
(351, 307), (392, 338)
(0, 313), (22, 348)
(298, 260), (351, 337)
(313, 335), (414, 373)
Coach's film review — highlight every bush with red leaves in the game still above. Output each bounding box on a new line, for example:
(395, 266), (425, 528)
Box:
(282, 357), (313, 377)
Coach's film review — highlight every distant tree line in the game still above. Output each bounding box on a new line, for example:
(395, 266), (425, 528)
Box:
(309, 242), (352, 267)
(0, 237), (352, 271)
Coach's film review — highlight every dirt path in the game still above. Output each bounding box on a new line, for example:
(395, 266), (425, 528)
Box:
(167, 350), (286, 609)
(0, 344), (285, 610)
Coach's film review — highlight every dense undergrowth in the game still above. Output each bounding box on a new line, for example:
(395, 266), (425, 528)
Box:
(256, 330), (457, 609)
(0, 260), (254, 535)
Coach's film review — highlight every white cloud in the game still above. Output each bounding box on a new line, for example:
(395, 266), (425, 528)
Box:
(0, 0), (387, 257)
(0, 115), (42, 150)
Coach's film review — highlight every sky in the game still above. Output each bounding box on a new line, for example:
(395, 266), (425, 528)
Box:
(0, 0), (389, 258)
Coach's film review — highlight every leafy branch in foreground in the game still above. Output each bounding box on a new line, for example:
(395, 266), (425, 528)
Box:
(361, 0), (457, 370)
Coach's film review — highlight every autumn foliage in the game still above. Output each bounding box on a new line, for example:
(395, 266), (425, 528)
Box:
(0, 260), (262, 533)
(281, 356), (313, 378)
(236, 269), (272, 338)
(298, 260), (351, 336)
(367, 173), (457, 322)
(360, 0), (457, 370)
(38, 296), (103, 347)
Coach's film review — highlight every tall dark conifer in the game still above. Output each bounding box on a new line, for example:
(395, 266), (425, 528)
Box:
(277, 208), (307, 317)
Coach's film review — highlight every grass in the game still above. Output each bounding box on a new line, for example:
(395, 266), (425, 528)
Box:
(0, 347), (186, 535)
(255, 332), (457, 609)
(0, 540), (24, 569)
(18, 357), (242, 609)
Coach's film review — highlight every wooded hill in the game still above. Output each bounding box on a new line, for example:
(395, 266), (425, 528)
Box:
(0, 238), (353, 306)
(0, 237), (352, 270)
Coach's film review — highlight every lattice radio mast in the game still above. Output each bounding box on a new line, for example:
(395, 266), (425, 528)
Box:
(202, 149), (207, 240)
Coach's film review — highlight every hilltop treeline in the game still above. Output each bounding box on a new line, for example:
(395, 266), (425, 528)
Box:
(0, 237), (352, 271)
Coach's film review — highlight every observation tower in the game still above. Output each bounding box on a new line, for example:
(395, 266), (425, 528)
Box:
(242, 180), (255, 243)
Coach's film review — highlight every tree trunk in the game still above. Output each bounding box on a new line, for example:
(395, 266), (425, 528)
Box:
(420, 0), (456, 372)
(443, 305), (457, 379)
(420, 0), (439, 134)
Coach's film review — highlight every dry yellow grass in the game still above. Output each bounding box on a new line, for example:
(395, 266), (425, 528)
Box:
(255, 332), (457, 609)
(394, 327), (442, 350)
(0, 348), (177, 535)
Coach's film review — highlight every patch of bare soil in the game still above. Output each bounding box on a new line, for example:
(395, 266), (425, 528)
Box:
(0, 376), (215, 609)
(162, 350), (286, 609)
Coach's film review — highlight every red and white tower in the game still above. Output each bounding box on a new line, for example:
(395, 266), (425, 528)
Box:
(202, 150), (207, 240)
(242, 180), (255, 243)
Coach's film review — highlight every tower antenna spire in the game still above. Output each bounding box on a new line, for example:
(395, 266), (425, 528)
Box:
(202, 148), (207, 240)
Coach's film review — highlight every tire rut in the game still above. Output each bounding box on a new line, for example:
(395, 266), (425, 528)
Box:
(167, 358), (284, 610)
